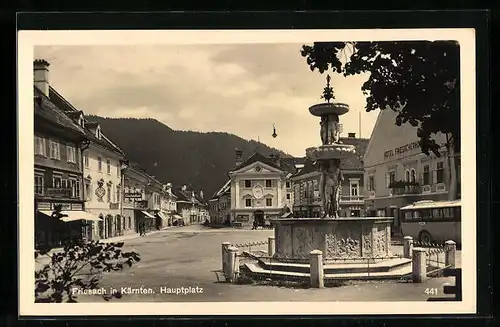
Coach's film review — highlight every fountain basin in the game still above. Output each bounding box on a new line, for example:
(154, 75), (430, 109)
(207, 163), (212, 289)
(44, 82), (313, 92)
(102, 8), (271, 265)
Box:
(271, 217), (394, 262)
(306, 144), (356, 161)
(309, 102), (350, 116)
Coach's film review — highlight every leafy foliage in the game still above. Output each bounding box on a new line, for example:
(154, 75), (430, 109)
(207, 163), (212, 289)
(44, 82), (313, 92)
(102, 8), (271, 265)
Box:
(35, 241), (140, 303)
(301, 41), (460, 156)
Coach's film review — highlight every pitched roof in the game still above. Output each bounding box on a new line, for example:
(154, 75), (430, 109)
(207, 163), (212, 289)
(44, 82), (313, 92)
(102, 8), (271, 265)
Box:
(34, 87), (87, 137)
(292, 137), (369, 178)
(231, 151), (301, 175)
(211, 179), (231, 199)
(173, 186), (203, 205)
(291, 158), (317, 178)
(48, 87), (124, 156)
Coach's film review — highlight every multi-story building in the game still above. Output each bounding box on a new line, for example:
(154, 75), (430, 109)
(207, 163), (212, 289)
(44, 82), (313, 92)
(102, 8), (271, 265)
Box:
(228, 149), (296, 227)
(145, 176), (165, 229)
(290, 133), (369, 218)
(122, 164), (157, 233)
(363, 109), (461, 230)
(174, 185), (204, 225)
(33, 59), (99, 248)
(160, 183), (177, 226)
(208, 180), (231, 225)
(47, 88), (126, 240)
(40, 61), (127, 241)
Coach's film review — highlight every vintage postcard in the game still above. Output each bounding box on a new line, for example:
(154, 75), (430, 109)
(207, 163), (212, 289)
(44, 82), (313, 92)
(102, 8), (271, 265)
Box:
(18, 28), (476, 316)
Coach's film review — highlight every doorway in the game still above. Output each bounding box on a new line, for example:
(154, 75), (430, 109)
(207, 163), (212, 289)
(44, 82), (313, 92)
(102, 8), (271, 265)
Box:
(253, 210), (265, 228)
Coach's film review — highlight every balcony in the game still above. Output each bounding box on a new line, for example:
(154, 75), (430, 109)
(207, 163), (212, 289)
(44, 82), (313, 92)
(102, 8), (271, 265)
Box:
(390, 181), (422, 196)
(44, 187), (72, 198)
(340, 195), (364, 203)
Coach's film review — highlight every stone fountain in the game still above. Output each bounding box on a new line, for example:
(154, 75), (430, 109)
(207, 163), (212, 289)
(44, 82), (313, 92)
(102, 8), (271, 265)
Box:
(242, 76), (412, 281)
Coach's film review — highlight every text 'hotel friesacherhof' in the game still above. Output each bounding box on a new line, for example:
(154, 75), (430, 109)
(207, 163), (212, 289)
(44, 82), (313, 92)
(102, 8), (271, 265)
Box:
(33, 59), (461, 249)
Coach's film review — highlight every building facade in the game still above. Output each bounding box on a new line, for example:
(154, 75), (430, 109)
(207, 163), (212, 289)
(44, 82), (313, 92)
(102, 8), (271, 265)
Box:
(174, 185), (205, 225)
(160, 183), (178, 227)
(34, 60), (97, 248)
(228, 150), (295, 227)
(45, 75), (126, 241)
(363, 109), (461, 231)
(145, 176), (165, 229)
(208, 180), (231, 225)
(290, 134), (369, 218)
(122, 165), (157, 233)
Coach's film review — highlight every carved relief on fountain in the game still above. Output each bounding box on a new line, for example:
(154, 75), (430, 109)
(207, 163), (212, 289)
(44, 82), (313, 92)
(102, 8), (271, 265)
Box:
(325, 228), (337, 259)
(335, 224), (362, 257)
(293, 227), (307, 258)
(361, 225), (373, 256)
(281, 225), (293, 258)
(373, 224), (389, 257)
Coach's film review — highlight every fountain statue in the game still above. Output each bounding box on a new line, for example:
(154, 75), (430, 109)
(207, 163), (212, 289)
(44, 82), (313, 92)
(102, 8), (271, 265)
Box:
(240, 75), (411, 282)
(309, 74), (355, 219)
(268, 75), (396, 262)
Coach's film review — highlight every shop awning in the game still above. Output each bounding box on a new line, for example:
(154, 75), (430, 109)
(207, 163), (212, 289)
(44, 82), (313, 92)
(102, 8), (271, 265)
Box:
(281, 212), (292, 218)
(38, 210), (101, 222)
(173, 214), (183, 220)
(156, 212), (167, 220)
(141, 211), (156, 219)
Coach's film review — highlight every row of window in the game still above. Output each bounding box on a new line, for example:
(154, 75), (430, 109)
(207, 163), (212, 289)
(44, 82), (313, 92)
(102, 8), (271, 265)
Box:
(84, 181), (120, 203)
(35, 137), (77, 163)
(402, 207), (461, 221)
(294, 180), (360, 200)
(34, 173), (80, 198)
(367, 162), (446, 192)
(243, 180), (291, 188)
(83, 153), (120, 177)
(245, 198), (273, 207)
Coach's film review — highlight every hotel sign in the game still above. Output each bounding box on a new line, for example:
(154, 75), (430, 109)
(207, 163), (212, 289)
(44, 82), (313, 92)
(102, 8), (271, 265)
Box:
(384, 141), (420, 159)
(124, 192), (143, 199)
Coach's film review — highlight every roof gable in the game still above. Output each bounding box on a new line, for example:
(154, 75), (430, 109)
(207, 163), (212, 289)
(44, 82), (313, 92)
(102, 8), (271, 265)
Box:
(231, 152), (285, 173)
(233, 158), (285, 175)
(34, 87), (87, 137)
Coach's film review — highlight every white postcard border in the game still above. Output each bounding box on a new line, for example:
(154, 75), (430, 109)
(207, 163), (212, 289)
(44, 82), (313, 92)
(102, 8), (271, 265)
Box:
(18, 28), (476, 316)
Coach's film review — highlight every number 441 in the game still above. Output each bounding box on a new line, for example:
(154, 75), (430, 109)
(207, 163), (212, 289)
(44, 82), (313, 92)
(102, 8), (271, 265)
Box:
(424, 288), (439, 295)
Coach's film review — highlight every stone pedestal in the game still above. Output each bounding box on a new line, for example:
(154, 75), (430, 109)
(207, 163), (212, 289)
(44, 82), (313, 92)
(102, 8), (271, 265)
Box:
(272, 217), (393, 262)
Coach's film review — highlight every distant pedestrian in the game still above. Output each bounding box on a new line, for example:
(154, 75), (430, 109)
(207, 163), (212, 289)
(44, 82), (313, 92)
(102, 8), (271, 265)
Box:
(139, 220), (146, 236)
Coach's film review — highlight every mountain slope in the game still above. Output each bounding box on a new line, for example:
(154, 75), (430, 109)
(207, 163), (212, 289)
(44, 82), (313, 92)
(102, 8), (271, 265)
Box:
(87, 116), (289, 198)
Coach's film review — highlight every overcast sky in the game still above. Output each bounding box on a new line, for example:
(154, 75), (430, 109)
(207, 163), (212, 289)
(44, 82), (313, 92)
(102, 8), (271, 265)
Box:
(34, 44), (379, 157)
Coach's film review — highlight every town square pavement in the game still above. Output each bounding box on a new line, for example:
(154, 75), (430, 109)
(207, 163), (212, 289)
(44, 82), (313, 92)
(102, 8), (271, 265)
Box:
(39, 225), (462, 303)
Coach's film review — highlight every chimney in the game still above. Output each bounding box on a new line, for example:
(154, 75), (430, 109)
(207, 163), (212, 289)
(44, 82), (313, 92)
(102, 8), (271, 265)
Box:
(182, 185), (187, 191)
(34, 59), (50, 97)
(200, 190), (204, 199)
(166, 182), (172, 193)
(348, 132), (356, 138)
(235, 148), (243, 167)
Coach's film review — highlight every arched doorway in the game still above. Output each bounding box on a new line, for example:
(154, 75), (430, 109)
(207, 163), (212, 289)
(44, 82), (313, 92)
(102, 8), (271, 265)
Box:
(116, 215), (122, 236)
(106, 214), (113, 238)
(253, 210), (264, 228)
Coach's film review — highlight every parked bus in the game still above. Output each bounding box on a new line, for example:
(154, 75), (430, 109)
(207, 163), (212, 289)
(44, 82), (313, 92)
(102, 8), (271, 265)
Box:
(399, 200), (461, 245)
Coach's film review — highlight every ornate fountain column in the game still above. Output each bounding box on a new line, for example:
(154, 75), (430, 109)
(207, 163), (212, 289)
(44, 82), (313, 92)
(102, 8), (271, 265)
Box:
(306, 75), (356, 219)
(270, 74), (394, 262)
